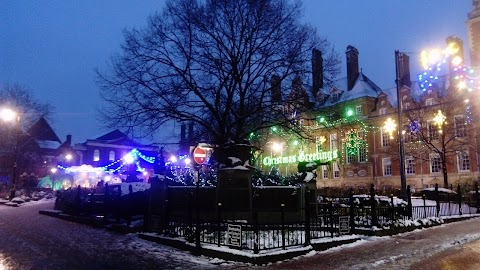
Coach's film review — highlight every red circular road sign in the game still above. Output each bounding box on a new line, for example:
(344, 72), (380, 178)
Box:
(193, 147), (207, 164)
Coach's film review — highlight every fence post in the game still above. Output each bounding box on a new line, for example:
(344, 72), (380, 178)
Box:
(370, 184), (377, 227)
(406, 185), (412, 219)
(390, 194), (395, 223)
(253, 208), (259, 254)
(349, 189), (355, 232)
(281, 203), (286, 250)
(195, 178), (200, 251)
(304, 188), (310, 247)
(457, 184), (462, 215)
(435, 183), (440, 217)
(217, 202), (222, 247)
(187, 191), (193, 242)
(476, 182), (479, 214)
(422, 194), (427, 219)
(329, 201), (334, 238)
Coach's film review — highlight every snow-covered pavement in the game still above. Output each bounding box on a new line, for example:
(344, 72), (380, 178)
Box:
(2, 200), (480, 269)
(0, 200), (230, 270)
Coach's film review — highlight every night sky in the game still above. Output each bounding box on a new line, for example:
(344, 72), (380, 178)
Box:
(0, 0), (471, 145)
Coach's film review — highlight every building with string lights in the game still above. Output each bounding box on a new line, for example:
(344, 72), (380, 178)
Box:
(258, 33), (480, 191)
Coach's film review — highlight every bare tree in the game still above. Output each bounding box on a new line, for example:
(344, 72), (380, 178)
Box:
(97, 0), (339, 146)
(402, 83), (476, 188)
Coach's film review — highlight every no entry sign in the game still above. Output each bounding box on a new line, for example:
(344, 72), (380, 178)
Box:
(193, 146), (208, 165)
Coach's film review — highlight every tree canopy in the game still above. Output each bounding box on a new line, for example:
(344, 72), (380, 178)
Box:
(98, 0), (339, 146)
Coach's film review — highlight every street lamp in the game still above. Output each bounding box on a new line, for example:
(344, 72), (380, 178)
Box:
(0, 108), (19, 200)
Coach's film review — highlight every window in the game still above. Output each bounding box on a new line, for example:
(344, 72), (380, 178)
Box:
(359, 145), (367, 162)
(427, 121), (439, 140)
(430, 153), (441, 173)
(331, 92), (339, 102)
(381, 100), (385, 106)
(382, 157), (392, 176)
(315, 136), (323, 153)
(455, 115), (466, 138)
(346, 151), (356, 164)
(356, 105), (363, 116)
(93, 149), (100, 162)
(381, 128), (391, 147)
(322, 165), (328, 179)
(426, 98), (434, 106)
(404, 131), (414, 143)
(404, 103), (410, 110)
(109, 151), (115, 161)
(333, 162), (340, 178)
(458, 152), (470, 171)
(330, 134), (338, 151)
(405, 156), (415, 175)
(379, 107), (387, 115)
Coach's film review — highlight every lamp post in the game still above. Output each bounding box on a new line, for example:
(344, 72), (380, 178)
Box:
(395, 50), (408, 200)
(0, 108), (19, 200)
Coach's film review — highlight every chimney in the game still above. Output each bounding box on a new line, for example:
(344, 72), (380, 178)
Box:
(397, 52), (411, 88)
(180, 124), (186, 144)
(271, 75), (282, 103)
(346, 45), (359, 90)
(188, 122), (194, 144)
(65, 134), (72, 146)
(312, 48), (324, 98)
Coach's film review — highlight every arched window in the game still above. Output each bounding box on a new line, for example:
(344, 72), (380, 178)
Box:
(109, 151), (115, 161)
(93, 149), (100, 162)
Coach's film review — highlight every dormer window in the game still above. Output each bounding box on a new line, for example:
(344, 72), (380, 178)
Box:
(356, 105), (363, 116)
(331, 92), (339, 102)
(381, 100), (385, 106)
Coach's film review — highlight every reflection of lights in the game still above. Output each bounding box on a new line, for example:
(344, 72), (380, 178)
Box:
(465, 99), (470, 103)
(170, 156), (177, 163)
(50, 168), (57, 173)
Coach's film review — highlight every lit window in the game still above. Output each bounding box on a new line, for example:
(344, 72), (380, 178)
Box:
(346, 151), (356, 164)
(382, 157), (392, 176)
(109, 151), (115, 161)
(93, 149), (100, 162)
(458, 152), (470, 171)
(430, 153), (441, 173)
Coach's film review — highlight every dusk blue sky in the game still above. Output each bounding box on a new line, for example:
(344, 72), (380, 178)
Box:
(0, 1), (472, 146)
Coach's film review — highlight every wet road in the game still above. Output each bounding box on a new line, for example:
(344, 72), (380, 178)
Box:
(0, 200), (217, 270)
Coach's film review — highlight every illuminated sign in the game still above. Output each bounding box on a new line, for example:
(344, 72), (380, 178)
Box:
(262, 150), (339, 166)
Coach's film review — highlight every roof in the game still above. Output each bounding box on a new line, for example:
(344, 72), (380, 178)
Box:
(318, 72), (382, 107)
(95, 129), (128, 141)
(27, 117), (62, 143)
